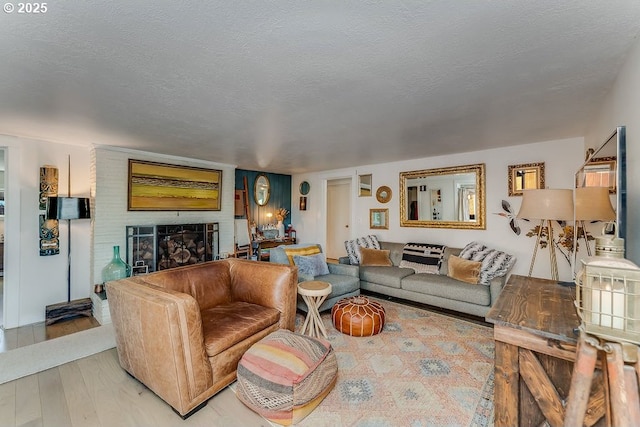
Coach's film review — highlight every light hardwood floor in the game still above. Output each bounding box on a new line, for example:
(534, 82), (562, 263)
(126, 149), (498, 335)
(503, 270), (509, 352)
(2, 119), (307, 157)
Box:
(0, 348), (269, 427)
(0, 317), (100, 353)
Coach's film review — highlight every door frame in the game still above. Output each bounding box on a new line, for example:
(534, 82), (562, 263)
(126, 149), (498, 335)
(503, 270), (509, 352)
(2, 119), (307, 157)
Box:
(325, 176), (353, 260)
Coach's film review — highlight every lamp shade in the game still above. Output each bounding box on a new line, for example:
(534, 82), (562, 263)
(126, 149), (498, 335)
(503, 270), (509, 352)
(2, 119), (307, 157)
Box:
(574, 187), (616, 221)
(46, 197), (91, 220)
(517, 189), (573, 221)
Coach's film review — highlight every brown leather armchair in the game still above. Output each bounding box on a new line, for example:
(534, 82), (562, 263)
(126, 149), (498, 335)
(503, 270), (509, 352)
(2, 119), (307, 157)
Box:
(106, 258), (298, 417)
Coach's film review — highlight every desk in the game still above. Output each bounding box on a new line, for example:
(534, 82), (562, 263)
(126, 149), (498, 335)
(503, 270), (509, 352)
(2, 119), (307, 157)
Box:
(253, 237), (296, 260)
(486, 275), (604, 427)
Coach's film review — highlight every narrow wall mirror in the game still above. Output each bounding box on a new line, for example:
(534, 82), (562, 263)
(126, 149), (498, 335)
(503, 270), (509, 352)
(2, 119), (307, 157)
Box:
(254, 174), (271, 206)
(400, 163), (485, 229)
(508, 162), (545, 196)
(358, 174), (372, 197)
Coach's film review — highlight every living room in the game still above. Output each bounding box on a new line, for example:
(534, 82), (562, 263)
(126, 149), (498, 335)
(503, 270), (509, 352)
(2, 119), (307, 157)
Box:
(1, 2), (640, 426)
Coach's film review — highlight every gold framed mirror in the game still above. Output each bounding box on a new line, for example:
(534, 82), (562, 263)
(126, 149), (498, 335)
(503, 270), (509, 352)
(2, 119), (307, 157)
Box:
(370, 208), (389, 229)
(400, 163), (485, 229)
(254, 174), (271, 206)
(508, 162), (545, 196)
(376, 186), (392, 203)
(577, 156), (616, 194)
(358, 174), (372, 197)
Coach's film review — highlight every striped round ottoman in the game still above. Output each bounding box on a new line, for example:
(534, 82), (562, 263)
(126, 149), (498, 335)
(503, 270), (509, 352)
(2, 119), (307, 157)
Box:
(236, 330), (338, 425)
(332, 296), (386, 336)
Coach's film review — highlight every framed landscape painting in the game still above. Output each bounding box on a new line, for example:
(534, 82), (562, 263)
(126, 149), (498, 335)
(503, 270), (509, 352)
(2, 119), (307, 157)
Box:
(128, 160), (222, 211)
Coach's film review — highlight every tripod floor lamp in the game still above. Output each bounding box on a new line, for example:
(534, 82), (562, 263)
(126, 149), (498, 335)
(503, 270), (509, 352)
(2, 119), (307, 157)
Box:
(517, 189), (574, 281)
(574, 186), (616, 257)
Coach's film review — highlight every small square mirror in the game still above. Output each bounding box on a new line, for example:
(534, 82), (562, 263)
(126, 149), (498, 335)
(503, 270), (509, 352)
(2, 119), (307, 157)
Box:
(508, 162), (545, 196)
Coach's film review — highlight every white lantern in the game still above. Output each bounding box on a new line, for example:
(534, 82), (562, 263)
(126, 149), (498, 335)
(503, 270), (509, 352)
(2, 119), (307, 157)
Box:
(576, 257), (640, 345)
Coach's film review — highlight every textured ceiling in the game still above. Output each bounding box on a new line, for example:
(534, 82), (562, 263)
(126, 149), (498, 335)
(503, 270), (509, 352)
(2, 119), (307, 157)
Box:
(1, 1), (640, 173)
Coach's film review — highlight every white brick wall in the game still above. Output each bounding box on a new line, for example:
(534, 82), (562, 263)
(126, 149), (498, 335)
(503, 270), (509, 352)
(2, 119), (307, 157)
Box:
(91, 147), (236, 286)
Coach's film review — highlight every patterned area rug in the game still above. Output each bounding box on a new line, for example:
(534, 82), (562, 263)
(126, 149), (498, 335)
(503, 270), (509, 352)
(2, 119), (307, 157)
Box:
(294, 298), (495, 427)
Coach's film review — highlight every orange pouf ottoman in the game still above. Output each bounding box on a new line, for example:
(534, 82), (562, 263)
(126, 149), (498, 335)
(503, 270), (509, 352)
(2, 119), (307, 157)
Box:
(331, 296), (386, 336)
(236, 330), (338, 425)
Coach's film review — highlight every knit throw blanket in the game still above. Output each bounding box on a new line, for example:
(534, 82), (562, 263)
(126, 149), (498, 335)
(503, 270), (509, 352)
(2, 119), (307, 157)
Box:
(399, 243), (446, 274)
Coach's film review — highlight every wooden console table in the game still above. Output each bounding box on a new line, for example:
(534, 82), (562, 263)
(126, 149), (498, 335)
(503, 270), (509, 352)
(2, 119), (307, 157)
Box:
(486, 274), (605, 427)
(253, 237), (296, 260)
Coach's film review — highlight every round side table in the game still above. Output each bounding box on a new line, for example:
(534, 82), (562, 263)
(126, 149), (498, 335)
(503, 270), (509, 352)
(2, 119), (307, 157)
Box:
(298, 281), (332, 339)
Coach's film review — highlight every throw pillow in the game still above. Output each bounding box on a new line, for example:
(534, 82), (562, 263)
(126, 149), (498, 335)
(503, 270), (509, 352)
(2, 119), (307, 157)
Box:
(283, 245), (321, 265)
(293, 253), (330, 277)
(459, 241), (516, 285)
(448, 255), (482, 285)
(344, 235), (381, 265)
(398, 243), (446, 274)
(359, 247), (393, 266)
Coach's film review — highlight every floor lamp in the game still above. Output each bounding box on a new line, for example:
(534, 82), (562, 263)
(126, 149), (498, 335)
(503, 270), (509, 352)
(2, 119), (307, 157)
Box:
(574, 187), (616, 257)
(517, 189), (574, 281)
(44, 156), (92, 325)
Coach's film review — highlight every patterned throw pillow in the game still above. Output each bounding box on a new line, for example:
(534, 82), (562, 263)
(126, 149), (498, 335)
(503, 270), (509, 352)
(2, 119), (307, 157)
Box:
(293, 253), (330, 277)
(398, 242), (446, 274)
(344, 235), (380, 265)
(459, 241), (516, 285)
(283, 245), (321, 265)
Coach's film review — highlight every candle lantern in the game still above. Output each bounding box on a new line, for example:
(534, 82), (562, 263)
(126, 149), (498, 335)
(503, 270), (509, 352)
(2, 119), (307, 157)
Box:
(576, 256), (640, 345)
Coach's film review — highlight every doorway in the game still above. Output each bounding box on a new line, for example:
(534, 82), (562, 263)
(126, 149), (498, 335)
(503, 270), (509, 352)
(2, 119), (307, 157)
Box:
(0, 148), (5, 329)
(326, 178), (352, 260)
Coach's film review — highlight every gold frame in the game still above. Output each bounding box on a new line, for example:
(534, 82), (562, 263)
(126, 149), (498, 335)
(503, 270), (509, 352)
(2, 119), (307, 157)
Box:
(577, 156), (616, 194)
(400, 163), (485, 229)
(254, 173), (271, 206)
(358, 174), (372, 197)
(128, 159), (221, 211)
(370, 208), (389, 229)
(376, 186), (392, 203)
(508, 162), (545, 196)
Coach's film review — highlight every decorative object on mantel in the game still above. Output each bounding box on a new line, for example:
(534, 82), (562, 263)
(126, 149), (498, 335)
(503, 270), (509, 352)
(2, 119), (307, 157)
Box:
(44, 155), (92, 325)
(39, 165), (60, 256)
(102, 245), (132, 283)
(517, 188), (573, 281)
(128, 159), (222, 211)
(375, 185), (392, 203)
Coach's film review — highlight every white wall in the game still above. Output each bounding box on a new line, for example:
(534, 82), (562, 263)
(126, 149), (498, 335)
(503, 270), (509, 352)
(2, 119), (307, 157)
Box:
(0, 135), (91, 327)
(292, 137), (584, 282)
(91, 147), (236, 286)
(585, 36), (640, 266)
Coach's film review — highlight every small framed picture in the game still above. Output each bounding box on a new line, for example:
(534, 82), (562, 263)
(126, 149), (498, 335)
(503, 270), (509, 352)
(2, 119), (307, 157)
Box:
(299, 196), (307, 211)
(370, 208), (388, 229)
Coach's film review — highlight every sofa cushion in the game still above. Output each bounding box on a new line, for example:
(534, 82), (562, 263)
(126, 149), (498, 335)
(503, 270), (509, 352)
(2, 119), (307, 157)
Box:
(201, 301), (280, 357)
(459, 241), (516, 285)
(293, 253), (330, 277)
(401, 274), (491, 306)
(344, 235), (380, 265)
(360, 266), (415, 289)
(282, 245), (321, 265)
(448, 255), (481, 285)
(314, 273), (360, 296)
(398, 243), (446, 274)
(379, 242), (406, 266)
(359, 247), (392, 266)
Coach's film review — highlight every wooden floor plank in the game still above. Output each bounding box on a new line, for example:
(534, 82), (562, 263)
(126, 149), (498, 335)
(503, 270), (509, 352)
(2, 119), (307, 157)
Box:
(207, 386), (269, 427)
(0, 381), (17, 427)
(0, 327), (18, 352)
(38, 368), (72, 427)
(58, 361), (101, 427)
(15, 375), (42, 427)
(31, 323), (47, 345)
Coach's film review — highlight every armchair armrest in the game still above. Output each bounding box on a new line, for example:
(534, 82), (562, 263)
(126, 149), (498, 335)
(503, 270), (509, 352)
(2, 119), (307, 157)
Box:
(227, 258), (298, 331)
(106, 278), (214, 416)
(328, 262), (359, 277)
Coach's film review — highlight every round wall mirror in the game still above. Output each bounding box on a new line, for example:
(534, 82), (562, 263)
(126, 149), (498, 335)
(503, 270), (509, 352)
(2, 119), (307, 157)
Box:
(376, 186), (392, 203)
(254, 174), (271, 206)
(300, 181), (311, 195)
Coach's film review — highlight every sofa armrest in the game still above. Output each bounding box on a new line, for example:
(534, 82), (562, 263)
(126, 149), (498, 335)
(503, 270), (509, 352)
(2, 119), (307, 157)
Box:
(489, 274), (508, 305)
(328, 262), (359, 277)
(106, 278), (213, 416)
(227, 258), (298, 331)
(338, 256), (351, 265)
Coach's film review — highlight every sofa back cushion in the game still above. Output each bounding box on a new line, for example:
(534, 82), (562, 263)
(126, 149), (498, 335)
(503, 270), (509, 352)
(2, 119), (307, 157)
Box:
(439, 247), (462, 275)
(378, 242), (406, 266)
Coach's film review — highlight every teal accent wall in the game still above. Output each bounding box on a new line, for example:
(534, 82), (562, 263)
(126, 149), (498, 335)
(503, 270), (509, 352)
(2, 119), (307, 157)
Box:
(235, 169), (292, 228)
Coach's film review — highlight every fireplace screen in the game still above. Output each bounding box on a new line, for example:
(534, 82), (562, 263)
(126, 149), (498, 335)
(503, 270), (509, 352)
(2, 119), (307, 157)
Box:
(126, 223), (219, 274)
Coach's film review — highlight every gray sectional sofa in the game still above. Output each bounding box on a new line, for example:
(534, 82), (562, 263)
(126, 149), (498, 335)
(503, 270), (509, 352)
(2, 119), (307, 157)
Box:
(340, 241), (511, 317)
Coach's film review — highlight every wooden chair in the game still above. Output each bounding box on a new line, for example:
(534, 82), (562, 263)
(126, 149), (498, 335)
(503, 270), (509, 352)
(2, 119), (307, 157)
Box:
(234, 218), (253, 259)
